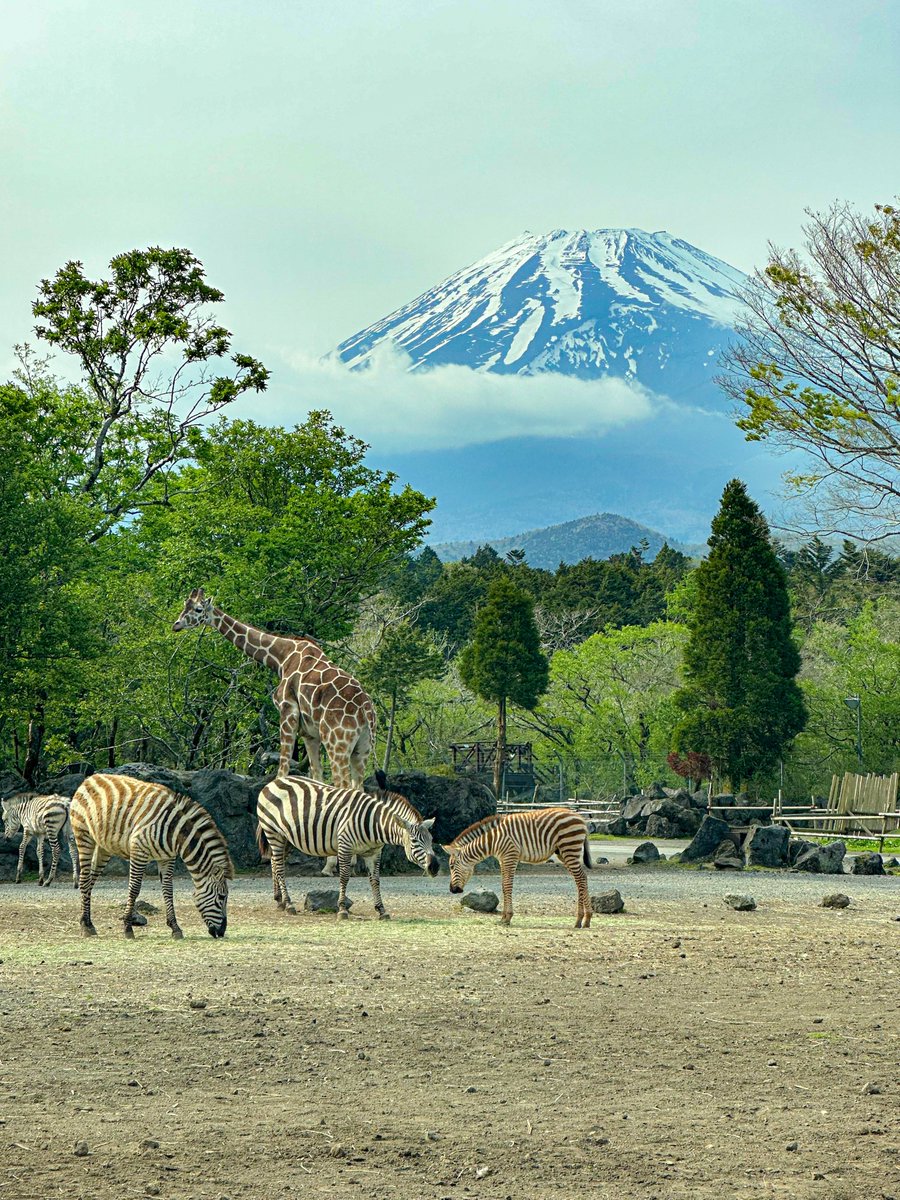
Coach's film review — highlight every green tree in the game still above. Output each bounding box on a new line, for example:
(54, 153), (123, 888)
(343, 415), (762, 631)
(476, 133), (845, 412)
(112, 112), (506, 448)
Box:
(31, 247), (269, 539)
(672, 480), (806, 789)
(725, 201), (900, 540)
(458, 576), (549, 798)
(360, 622), (446, 772)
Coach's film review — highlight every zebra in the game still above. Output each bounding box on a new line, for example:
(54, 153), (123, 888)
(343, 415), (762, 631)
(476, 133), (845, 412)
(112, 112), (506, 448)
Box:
(256, 772), (439, 919)
(445, 808), (594, 928)
(1, 793), (79, 888)
(319, 770), (420, 878)
(70, 773), (234, 939)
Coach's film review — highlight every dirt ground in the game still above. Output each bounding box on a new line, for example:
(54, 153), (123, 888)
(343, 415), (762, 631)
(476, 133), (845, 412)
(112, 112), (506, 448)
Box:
(0, 870), (898, 1200)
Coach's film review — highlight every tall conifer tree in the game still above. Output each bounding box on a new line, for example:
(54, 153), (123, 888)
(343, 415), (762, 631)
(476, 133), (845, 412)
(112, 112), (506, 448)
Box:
(673, 479), (806, 788)
(459, 576), (549, 799)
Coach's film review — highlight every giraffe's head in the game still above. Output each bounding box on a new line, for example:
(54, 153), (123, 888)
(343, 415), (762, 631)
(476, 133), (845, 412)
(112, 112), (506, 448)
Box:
(173, 588), (215, 632)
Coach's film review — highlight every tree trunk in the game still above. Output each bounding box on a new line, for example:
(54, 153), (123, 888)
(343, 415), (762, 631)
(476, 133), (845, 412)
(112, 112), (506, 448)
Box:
(382, 689), (398, 774)
(23, 704), (45, 784)
(493, 695), (507, 801)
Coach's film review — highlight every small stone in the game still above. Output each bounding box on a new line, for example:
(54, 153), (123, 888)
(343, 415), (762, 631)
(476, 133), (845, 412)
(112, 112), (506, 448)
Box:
(627, 841), (660, 865)
(821, 893), (850, 909)
(785, 1141), (798, 1152)
(590, 889), (625, 914)
(767, 1059), (778, 1067)
(145, 1187), (160, 1197)
(425, 1130), (440, 1141)
(812, 1017), (824, 1024)
(813, 1172), (825, 1181)
(861, 1081), (882, 1095)
(329, 1143), (346, 1158)
(189, 999), (208, 1010)
(304, 890), (352, 913)
(465, 1086), (477, 1093)
(73, 1141), (89, 1157)
(460, 890), (499, 913)
(474, 1165), (490, 1180)
(140, 1138), (159, 1149)
(723, 893), (756, 911)
(357, 1050), (367, 1061)
(671, 938), (682, 948)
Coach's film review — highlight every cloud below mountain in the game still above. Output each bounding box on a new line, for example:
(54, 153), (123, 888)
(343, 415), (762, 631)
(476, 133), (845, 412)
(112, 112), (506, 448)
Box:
(263, 342), (656, 452)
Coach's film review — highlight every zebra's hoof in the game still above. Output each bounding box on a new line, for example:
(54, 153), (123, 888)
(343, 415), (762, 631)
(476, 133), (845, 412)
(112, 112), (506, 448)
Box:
(81, 924), (97, 938)
(285, 904), (297, 915)
(377, 911), (391, 920)
(14, 878), (23, 885)
(171, 927), (184, 940)
(338, 909), (350, 920)
(123, 924), (135, 939)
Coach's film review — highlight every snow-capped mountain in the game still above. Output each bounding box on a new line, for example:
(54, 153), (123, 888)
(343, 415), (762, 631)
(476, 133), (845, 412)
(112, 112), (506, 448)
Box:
(336, 228), (747, 404)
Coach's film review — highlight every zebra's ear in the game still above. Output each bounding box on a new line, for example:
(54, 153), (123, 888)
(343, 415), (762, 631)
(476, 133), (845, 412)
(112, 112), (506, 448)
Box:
(422, 817), (435, 830)
(374, 769), (387, 790)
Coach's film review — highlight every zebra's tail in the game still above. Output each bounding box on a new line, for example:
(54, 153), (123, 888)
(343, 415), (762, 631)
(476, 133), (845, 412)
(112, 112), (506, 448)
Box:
(583, 835), (594, 870)
(256, 823), (272, 863)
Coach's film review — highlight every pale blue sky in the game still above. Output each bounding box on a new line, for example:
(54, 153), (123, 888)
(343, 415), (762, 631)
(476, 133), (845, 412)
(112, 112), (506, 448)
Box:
(2, 0), (897, 438)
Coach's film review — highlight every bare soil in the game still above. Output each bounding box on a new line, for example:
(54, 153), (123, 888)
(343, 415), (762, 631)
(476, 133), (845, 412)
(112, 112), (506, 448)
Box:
(0, 871), (898, 1200)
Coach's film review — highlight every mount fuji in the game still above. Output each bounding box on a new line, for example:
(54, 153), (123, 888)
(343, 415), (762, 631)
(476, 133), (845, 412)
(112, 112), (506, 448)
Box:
(331, 229), (783, 543)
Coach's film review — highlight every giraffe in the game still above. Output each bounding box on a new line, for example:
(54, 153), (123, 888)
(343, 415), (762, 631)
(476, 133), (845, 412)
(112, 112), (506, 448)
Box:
(172, 589), (376, 786)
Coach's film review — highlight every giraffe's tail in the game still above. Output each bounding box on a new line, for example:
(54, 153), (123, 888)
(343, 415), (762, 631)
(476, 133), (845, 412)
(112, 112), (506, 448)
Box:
(256, 823), (272, 863)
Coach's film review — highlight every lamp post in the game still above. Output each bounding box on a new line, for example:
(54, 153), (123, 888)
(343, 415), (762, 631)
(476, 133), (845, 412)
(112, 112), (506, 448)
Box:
(844, 695), (863, 765)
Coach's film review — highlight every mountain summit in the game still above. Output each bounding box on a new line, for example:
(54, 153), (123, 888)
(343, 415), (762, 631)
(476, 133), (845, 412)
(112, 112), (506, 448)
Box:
(335, 228), (747, 403)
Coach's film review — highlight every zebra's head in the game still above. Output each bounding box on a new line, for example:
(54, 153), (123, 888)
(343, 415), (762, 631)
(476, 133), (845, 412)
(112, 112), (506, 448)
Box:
(446, 843), (476, 894)
(193, 871), (230, 938)
(398, 816), (438, 876)
(1, 799), (23, 839)
(173, 588), (215, 632)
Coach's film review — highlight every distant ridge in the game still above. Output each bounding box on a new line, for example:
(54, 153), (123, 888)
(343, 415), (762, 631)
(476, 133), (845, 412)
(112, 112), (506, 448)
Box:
(430, 513), (700, 570)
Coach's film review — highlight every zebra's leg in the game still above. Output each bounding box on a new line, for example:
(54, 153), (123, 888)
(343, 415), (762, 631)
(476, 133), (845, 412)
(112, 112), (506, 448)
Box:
(15, 832), (30, 884)
(69, 837), (80, 888)
(36, 834), (48, 885)
(365, 851), (389, 919)
(122, 854), (148, 939)
(270, 837), (296, 914)
(336, 839), (355, 919)
(499, 854), (519, 925)
(159, 860), (183, 939)
(46, 831), (62, 887)
(560, 847), (591, 928)
(77, 841), (109, 936)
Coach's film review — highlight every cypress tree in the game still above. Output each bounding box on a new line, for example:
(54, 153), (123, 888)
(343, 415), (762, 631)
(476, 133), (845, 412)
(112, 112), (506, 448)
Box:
(459, 576), (549, 799)
(672, 479), (806, 789)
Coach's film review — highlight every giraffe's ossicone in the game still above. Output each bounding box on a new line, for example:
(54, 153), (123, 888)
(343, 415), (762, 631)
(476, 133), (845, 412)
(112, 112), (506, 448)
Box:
(172, 588), (376, 784)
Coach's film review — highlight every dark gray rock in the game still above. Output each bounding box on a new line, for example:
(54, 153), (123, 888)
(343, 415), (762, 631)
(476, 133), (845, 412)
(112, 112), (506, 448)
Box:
(372, 770), (495, 874)
(744, 824), (790, 868)
(794, 841), (846, 875)
(681, 816), (733, 863)
(723, 893), (756, 911)
(643, 782), (667, 801)
(788, 838), (817, 866)
(622, 795), (648, 823)
(821, 893), (850, 909)
(712, 793), (736, 808)
(644, 814), (676, 839)
(850, 852), (885, 876)
(713, 841), (744, 870)
(304, 890), (351, 913)
(590, 889), (625, 914)
(690, 791), (710, 810)
(460, 889), (499, 913)
(627, 841), (661, 865)
(606, 817), (629, 837)
(884, 856), (899, 869)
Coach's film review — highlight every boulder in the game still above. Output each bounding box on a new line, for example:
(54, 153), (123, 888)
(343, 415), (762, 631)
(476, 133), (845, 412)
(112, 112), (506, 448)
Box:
(723, 893), (756, 911)
(642, 782), (667, 801)
(374, 770), (496, 874)
(821, 893), (850, 909)
(712, 793), (736, 808)
(606, 817), (629, 838)
(627, 841), (661, 865)
(744, 824), (790, 869)
(681, 816), (733, 863)
(622, 795), (648, 823)
(884, 856), (899, 869)
(460, 889), (499, 913)
(590, 889), (625, 914)
(304, 890), (351, 913)
(788, 838), (817, 866)
(850, 852), (885, 876)
(713, 841), (744, 870)
(793, 841), (846, 875)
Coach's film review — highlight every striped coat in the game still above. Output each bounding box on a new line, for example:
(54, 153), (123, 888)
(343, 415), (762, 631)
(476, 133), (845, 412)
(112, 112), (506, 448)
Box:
(256, 774), (438, 919)
(446, 808), (594, 927)
(70, 774), (234, 940)
(1, 793), (78, 887)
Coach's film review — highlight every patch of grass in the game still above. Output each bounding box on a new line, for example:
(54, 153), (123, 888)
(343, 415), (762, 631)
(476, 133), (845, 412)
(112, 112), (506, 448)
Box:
(804, 835), (900, 853)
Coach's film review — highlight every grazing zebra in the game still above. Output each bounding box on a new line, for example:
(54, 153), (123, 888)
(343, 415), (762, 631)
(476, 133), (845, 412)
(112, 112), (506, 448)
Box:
(256, 772), (438, 919)
(445, 808), (594, 928)
(70, 774), (234, 939)
(1, 793), (79, 888)
(319, 771), (422, 878)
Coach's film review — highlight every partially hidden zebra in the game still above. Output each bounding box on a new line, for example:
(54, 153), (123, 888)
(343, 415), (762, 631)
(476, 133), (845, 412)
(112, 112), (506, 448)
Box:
(319, 770), (420, 878)
(445, 808), (594, 928)
(1, 793), (79, 888)
(256, 773), (439, 919)
(70, 773), (234, 939)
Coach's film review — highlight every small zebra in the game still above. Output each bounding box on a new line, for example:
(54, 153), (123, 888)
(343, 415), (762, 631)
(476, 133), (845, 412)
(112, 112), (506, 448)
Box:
(1, 793), (79, 888)
(70, 774), (234, 939)
(256, 773), (438, 919)
(319, 770), (420, 878)
(445, 808), (594, 928)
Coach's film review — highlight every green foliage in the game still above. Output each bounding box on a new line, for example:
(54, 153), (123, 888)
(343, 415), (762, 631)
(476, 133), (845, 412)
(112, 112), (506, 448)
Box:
(360, 622), (446, 707)
(458, 576), (548, 712)
(672, 480), (807, 788)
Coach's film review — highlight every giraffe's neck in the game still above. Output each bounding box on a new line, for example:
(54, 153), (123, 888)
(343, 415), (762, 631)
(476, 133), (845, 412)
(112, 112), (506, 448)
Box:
(210, 608), (297, 671)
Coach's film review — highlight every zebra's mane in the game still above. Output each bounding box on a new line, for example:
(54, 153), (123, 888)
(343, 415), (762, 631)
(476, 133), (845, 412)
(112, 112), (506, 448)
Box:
(381, 789), (424, 823)
(448, 813), (505, 848)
